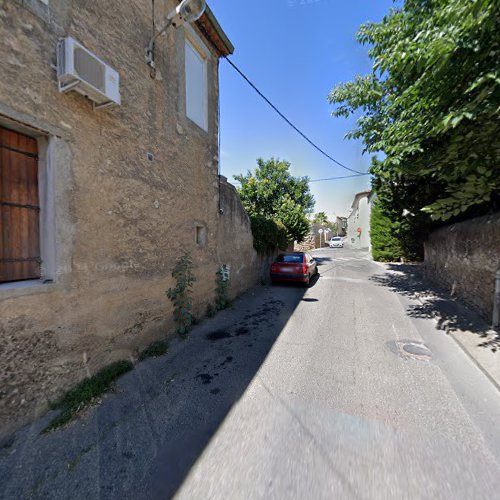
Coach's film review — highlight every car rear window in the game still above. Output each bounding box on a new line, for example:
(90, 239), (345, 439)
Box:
(332, 237), (342, 241)
(277, 254), (304, 263)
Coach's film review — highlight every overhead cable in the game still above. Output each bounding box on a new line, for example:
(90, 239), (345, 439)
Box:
(309, 173), (369, 182)
(224, 56), (369, 177)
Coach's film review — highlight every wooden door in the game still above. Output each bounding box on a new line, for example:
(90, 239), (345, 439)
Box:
(0, 126), (41, 282)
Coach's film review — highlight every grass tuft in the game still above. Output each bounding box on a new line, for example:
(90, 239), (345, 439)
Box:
(43, 360), (133, 433)
(138, 339), (169, 361)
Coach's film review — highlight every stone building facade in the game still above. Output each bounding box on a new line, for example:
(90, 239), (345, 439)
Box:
(0, 0), (263, 437)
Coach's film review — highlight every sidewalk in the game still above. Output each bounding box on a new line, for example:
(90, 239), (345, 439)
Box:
(0, 284), (305, 499)
(373, 262), (500, 391)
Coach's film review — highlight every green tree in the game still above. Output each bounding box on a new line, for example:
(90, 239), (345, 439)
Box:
(370, 202), (402, 262)
(249, 215), (288, 253)
(235, 158), (315, 243)
(312, 212), (329, 225)
(312, 211), (338, 235)
(328, 0), (500, 225)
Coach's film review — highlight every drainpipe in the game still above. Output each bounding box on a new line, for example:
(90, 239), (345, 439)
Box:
(494, 266), (500, 329)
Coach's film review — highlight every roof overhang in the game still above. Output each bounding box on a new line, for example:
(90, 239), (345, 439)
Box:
(195, 4), (234, 57)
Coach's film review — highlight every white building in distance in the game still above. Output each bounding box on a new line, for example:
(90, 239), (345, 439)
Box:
(346, 191), (374, 250)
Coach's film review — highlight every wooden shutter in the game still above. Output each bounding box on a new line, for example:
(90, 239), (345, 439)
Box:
(0, 126), (41, 282)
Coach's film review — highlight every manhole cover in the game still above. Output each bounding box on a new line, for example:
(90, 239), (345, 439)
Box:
(394, 341), (432, 360)
(402, 344), (430, 357)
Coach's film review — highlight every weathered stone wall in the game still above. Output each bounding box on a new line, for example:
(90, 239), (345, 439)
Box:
(295, 235), (316, 252)
(216, 178), (277, 292)
(423, 213), (500, 322)
(0, 0), (259, 437)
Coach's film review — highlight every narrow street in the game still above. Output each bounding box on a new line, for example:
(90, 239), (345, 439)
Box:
(174, 248), (500, 499)
(2, 249), (500, 499)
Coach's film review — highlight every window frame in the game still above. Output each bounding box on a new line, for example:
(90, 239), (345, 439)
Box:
(0, 121), (56, 289)
(184, 29), (209, 132)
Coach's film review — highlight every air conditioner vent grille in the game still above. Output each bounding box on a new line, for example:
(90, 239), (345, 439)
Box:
(74, 47), (105, 93)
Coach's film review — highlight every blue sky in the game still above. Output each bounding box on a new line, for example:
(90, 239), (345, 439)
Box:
(209, 0), (394, 219)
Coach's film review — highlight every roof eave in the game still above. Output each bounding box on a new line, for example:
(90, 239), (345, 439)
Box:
(195, 4), (234, 57)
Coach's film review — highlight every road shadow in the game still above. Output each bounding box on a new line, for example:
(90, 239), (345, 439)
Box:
(313, 256), (332, 265)
(369, 263), (499, 352)
(0, 285), (309, 499)
(271, 271), (320, 289)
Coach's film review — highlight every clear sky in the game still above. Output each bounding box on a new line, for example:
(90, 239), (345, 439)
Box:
(209, 0), (394, 220)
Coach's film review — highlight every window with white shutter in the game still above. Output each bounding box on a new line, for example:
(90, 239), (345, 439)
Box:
(185, 38), (208, 131)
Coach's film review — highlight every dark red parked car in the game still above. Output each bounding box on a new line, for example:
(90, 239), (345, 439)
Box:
(270, 252), (318, 286)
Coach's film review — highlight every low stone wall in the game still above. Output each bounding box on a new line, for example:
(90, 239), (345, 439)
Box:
(294, 234), (329, 252)
(216, 179), (277, 293)
(423, 213), (500, 323)
(295, 235), (316, 252)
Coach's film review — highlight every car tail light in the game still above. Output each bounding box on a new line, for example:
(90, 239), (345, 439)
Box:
(271, 263), (278, 272)
(300, 264), (307, 274)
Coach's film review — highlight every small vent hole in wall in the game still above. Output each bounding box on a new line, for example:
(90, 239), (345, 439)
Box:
(196, 226), (206, 246)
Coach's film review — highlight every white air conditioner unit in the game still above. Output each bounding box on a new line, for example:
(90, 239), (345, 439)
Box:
(57, 36), (120, 109)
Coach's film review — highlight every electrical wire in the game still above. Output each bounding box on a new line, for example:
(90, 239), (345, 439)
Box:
(224, 56), (369, 177)
(309, 173), (369, 182)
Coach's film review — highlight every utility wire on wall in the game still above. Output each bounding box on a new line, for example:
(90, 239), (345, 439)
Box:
(224, 56), (370, 178)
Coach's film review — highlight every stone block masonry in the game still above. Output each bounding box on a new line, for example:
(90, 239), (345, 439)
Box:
(423, 213), (500, 324)
(0, 0), (264, 438)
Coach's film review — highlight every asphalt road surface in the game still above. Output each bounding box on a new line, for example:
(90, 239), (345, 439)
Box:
(2, 248), (500, 499)
(174, 248), (500, 499)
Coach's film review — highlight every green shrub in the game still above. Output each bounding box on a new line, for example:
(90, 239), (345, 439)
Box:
(215, 265), (231, 310)
(138, 340), (168, 361)
(370, 201), (426, 262)
(250, 214), (288, 253)
(370, 202), (403, 262)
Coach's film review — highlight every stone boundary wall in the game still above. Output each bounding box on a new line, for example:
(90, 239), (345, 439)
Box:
(423, 213), (500, 323)
(295, 235), (316, 252)
(216, 178), (277, 293)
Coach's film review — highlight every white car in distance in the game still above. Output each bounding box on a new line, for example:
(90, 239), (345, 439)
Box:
(329, 236), (344, 248)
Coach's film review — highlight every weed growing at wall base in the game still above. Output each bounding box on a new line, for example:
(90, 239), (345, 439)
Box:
(43, 360), (133, 433)
(138, 339), (169, 360)
(215, 264), (231, 310)
(166, 253), (196, 337)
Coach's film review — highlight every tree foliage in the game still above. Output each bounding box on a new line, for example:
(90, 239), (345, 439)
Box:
(329, 0), (500, 222)
(312, 212), (328, 225)
(249, 214), (288, 253)
(312, 211), (338, 233)
(370, 201), (402, 262)
(235, 158), (315, 244)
